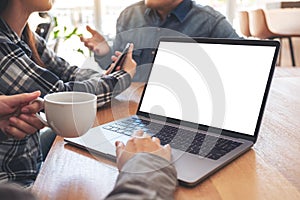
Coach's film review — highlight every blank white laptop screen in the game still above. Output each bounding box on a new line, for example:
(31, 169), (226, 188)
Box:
(139, 41), (276, 136)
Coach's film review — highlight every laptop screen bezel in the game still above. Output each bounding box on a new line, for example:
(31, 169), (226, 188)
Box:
(136, 37), (280, 143)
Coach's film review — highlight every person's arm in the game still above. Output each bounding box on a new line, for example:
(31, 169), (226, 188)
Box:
(37, 33), (135, 101)
(207, 10), (240, 39)
(210, 17), (240, 38)
(94, 51), (114, 70)
(106, 153), (177, 200)
(105, 131), (178, 200)
(0, 35), (134, 107)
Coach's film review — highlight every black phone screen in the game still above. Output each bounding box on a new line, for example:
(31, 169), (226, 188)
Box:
(111, 43), (131, 73)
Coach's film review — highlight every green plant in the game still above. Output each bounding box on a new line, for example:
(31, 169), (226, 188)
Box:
(52, 16), (84, 55)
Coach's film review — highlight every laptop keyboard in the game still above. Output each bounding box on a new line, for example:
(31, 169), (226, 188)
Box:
(103, 117), (242, 160)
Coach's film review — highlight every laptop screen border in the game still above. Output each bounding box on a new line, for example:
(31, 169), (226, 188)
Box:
(136, 37), (280, 143)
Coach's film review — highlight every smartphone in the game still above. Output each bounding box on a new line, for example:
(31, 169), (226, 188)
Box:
(110, 43), (131, 73)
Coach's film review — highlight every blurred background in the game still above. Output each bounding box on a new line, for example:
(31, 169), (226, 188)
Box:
(29, 0), (300, 67)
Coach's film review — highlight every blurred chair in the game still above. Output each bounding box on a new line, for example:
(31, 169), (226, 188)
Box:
(238, 11), (251, 38)
(35, 12), (54, 41)
(248, 8), (295, 66)
(40, 127), (56, 161)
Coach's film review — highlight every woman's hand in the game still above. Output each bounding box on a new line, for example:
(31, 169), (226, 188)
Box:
(0, 91), (45, 139)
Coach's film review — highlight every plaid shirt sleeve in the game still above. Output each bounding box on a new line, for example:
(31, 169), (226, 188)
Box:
(0, 30), (132, 107)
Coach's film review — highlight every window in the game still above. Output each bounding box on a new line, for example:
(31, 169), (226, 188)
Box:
(100, 0), (140, 36)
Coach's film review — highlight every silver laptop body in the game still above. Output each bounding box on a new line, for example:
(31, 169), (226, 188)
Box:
(65, 37), (279, 186)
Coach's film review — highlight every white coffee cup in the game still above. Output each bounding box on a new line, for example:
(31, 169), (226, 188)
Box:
(34, 92), (97, 138)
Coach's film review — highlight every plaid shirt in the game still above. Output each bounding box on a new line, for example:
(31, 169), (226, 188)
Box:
(0, 18), (131, 186)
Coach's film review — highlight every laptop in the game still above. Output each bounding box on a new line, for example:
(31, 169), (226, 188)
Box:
(65, 37), (280, 186)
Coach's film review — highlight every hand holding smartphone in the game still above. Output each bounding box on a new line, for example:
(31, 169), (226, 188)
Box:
(110, 43), (131, 73)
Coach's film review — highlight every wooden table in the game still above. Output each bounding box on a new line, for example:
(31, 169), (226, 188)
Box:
(32, 67), (300, 200)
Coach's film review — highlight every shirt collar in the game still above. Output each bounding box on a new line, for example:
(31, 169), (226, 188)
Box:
(0, 18), (32, 57)
(171, 0), (192, 22)
(144, 0), (192, 23)
(0, 18), (22, 44)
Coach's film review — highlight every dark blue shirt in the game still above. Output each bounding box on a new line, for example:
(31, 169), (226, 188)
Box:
(96, 0), (240, 81)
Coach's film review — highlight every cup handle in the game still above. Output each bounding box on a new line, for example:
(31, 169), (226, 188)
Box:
(30, 97), (49, 126)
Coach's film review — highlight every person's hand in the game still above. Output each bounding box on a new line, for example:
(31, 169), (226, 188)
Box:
(80, 25), (110, 56)
(0, 91), (41, 119)
(115, 130), (171, 171)
(0, 91), (45, 139)
(106, 43), (136, 79)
